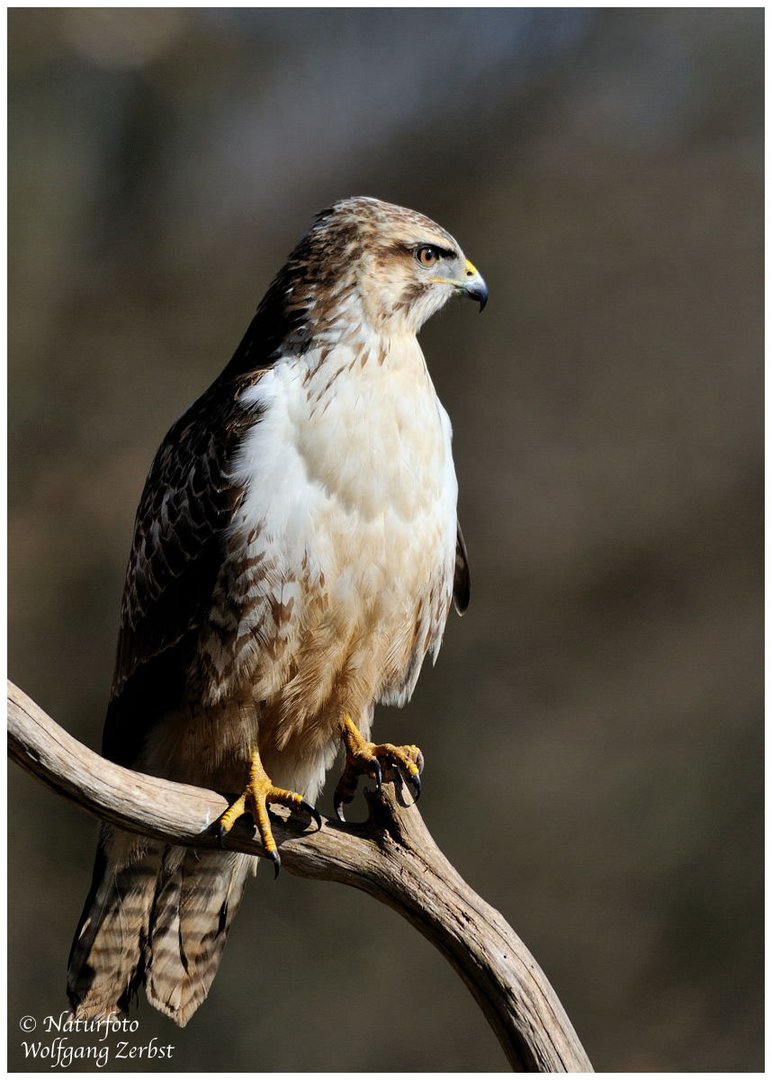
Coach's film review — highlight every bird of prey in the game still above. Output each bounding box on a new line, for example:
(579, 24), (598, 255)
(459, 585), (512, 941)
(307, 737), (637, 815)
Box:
(67, 196), (487, 1026)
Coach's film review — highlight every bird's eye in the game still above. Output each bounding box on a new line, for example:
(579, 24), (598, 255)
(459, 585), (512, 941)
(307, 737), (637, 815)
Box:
(416, 245), (441, 268)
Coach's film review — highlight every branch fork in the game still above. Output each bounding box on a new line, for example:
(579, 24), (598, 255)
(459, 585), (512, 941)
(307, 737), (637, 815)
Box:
(7, 679), (592, 1072)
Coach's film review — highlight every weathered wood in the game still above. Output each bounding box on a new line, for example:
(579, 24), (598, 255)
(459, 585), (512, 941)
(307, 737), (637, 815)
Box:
(7, 679), (592, 1072)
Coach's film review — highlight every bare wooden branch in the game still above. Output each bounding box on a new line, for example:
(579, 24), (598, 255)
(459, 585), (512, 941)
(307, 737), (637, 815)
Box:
(8, 679), (592, 1072)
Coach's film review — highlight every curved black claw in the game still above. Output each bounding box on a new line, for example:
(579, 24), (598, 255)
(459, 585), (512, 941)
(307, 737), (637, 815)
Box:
(214, 814), (248, 848)
(390, 758), (422, 802)
(408, 768), (422, 802)
(300, 800), (323, 831)
(371, 759), (383, 790)
(269, 849), (281, 880)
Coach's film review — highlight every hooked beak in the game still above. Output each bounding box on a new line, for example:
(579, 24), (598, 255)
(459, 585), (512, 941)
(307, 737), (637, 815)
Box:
(459, 258), (488, 313)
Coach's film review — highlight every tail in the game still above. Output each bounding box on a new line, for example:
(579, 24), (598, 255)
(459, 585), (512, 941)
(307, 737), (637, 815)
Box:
(67, 827), (253, 1027)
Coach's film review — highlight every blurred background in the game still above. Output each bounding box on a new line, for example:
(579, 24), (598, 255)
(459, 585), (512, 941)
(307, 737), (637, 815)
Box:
(8, 8), (763, 1072)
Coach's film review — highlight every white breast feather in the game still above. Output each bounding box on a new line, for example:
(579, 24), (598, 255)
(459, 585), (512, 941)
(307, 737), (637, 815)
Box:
(215, 330), (458, 711)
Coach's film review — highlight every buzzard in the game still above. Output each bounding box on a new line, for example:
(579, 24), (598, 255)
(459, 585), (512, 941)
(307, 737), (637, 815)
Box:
(67, 196), (487, 1026)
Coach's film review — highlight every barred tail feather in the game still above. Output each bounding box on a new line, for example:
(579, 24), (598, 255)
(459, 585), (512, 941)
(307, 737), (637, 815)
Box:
(67, 828), (253, 1027)
(146, 848), (253, 1026)
(67, 829), (162, 1019)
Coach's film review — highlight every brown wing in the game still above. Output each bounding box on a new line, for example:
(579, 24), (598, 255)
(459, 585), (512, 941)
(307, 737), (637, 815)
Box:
(101, 268), (321, 767)
(453, 520), (471, 615)
(102, 381), (258, 766)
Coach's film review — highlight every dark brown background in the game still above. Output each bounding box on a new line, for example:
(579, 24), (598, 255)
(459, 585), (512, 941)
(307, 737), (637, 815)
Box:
(9, 8), (762, 1071)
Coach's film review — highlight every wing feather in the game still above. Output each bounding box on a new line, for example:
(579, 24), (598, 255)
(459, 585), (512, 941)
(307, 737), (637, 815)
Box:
(103, 379), (260, 765)
(453, 520), (471, 615)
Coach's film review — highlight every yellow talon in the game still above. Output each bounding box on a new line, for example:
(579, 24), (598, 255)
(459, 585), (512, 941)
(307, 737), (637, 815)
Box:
(334, 714), (424, 821)
(215, 750), (321, 877)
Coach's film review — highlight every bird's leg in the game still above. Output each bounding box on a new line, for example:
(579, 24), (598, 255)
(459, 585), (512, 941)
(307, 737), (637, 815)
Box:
(333, 713), (424, 821)
(215, 749), (321, 878)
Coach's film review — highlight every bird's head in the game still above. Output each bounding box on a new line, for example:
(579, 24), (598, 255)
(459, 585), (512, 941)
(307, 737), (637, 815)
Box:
(292, 196), (488, 338)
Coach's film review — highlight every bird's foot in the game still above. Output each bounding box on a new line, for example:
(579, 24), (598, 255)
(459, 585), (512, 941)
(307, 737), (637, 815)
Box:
(215, 751), (321, 878)
(333, 713), (424, 821)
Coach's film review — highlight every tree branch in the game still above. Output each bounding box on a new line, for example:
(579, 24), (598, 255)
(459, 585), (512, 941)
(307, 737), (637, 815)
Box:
(8, 679), (592, 1072)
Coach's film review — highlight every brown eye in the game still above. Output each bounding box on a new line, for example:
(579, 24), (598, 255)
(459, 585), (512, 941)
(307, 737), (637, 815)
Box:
(416, 245), (440, 268)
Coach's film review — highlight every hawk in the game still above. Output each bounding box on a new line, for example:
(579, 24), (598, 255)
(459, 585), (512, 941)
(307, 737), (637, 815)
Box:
(67, 196), (487, 1026)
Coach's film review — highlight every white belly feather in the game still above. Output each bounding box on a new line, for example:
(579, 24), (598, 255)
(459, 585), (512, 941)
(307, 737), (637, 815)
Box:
(197, 333), (458, 734)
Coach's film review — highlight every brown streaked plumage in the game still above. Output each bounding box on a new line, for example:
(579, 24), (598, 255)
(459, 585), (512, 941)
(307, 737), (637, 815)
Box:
(68, 196), (486, 1026)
